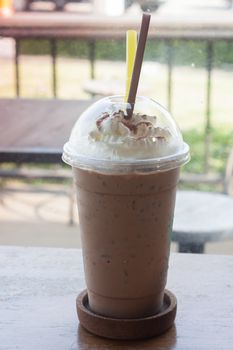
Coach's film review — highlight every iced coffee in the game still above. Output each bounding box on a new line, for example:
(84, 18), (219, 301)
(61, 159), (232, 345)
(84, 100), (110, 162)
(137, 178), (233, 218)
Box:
(63, 95), (189, 319)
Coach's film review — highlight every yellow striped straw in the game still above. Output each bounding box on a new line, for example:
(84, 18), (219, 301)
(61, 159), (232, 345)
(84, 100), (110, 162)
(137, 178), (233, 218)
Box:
(125, 30), (137, 102)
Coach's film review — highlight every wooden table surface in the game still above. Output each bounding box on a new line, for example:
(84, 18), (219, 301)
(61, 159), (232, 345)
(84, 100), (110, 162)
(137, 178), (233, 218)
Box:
(0, 98), (92, 163)
(0, 246), (233, 349)
(1, 11), (233, 40)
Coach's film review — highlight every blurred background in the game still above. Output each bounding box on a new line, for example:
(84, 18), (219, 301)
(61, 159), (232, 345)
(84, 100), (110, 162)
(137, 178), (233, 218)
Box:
(0, 0), (233, 253)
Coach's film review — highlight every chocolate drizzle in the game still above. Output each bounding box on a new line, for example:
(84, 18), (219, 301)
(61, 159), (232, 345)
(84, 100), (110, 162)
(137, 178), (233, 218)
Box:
(96, 112), (110, 130)
(94, 110), (170, 142)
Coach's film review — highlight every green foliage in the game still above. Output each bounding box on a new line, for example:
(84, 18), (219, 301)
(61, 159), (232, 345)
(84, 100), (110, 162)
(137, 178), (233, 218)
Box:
(19, 39), (233, 68)
(20, 40), (51, 55)
(183, 127), (233, 174)
(214, 41), (233, 67)
(146, 40), (206, 66)
(182, 129), (206, 173)
(58, 40), (89, 58)
(95, 40), (126, 61)
(20, 39), (90, 58)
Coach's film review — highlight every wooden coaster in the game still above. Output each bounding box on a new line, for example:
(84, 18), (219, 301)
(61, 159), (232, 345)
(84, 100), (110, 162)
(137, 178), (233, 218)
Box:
(76, 289), (177, 340)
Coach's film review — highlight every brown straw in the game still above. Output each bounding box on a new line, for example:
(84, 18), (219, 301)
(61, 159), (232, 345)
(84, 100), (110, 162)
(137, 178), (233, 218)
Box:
(126, 13), (151, 118)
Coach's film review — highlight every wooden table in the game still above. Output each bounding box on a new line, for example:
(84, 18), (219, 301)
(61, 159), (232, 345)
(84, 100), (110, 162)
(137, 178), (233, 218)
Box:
(173, 190), (233, 253)
(0, 246), (233, 349)
(0, 98), (92, 163)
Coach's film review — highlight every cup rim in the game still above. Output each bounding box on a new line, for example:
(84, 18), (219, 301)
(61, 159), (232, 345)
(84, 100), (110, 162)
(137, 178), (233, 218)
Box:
(62, 142), (190, 173)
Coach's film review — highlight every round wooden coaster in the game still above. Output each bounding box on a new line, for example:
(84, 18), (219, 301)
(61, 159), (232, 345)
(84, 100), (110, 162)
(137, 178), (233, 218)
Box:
(76, 289), (177, 340)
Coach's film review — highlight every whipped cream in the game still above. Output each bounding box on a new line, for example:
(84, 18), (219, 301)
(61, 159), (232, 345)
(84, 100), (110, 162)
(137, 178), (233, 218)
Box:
(63, 96), (189, 171)
(91, 110), (170, 141)
(75, 109), (182, 160)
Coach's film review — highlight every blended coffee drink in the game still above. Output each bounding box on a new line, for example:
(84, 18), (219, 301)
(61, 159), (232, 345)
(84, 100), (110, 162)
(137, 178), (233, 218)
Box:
(63, 95), (189, 319)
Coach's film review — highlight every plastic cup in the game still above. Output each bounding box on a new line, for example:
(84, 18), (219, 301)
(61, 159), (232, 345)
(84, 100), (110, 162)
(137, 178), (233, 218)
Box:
(63, 95), (189, 319)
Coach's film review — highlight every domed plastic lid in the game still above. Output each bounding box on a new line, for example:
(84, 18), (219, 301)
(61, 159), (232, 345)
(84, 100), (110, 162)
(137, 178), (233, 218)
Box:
(62, 95), (190, 173)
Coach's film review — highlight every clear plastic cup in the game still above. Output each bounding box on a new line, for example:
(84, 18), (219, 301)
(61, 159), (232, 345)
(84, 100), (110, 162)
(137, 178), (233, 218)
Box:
(63, 95), (189, 318)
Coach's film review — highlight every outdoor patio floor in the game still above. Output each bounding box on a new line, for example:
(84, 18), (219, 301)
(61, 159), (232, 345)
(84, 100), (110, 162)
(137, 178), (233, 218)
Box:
(0, 182), (233, 255)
